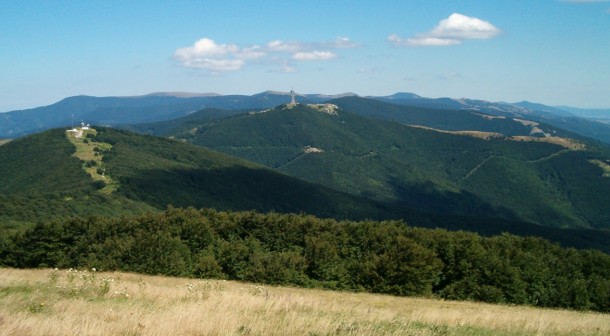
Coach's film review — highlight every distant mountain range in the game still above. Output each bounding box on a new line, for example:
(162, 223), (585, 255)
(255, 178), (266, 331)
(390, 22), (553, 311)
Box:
(555, 106), (610, 124)
(2, 91), (610, 144)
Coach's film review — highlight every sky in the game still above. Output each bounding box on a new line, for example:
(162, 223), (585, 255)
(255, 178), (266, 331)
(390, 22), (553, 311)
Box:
(1, 0), (610, 112)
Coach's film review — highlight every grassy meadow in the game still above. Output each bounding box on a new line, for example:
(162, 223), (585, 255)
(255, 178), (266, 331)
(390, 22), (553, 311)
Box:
(1, 268), (608, 336)
(66, 128), (119, 194)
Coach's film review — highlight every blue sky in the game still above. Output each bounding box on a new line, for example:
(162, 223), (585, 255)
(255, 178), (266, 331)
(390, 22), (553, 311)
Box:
(1, 0), (609, 112)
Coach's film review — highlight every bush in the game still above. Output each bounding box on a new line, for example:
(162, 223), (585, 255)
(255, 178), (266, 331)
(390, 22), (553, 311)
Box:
(91, 180), (106, 190)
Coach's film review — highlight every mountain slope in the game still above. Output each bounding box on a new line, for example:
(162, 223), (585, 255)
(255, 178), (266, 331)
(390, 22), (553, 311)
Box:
(557, 106), (610, 123)
(2, 125), (610, 252)
(119, 108), (247, 136)
(168, 103), (610, 230)
(0, 127), (416, 224)
(372, 94), (610, 145)
(330, 97), (546, 136)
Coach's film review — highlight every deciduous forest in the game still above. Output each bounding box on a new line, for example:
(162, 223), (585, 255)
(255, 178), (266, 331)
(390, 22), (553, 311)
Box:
(2, 207), (608, 312)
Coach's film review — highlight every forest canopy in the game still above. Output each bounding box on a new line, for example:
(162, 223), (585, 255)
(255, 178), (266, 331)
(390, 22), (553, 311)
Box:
(2, 207), (609, 312)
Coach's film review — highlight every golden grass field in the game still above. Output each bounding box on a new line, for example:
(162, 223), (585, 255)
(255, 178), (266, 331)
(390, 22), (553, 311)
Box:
(1, 268), (608, 336)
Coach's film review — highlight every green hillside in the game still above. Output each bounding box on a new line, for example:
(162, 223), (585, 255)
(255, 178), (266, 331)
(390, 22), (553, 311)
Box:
(120, 108), (247, 136)
(2, 125), (610, 253)
(0, 129), (155, 229)
(172, 103), (610, 230)
(0, 127), (416, 226)
(331, 96), (536, 136)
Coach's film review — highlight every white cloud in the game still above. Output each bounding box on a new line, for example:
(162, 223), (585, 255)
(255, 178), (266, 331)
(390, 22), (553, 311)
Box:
(188, 58), (245, 71)
(330, 37), (361, 49)
(173, 38), (238, 59)
(174, 37), (354, 72)
(292, 51), (337, 61)
(389, 34), (460, 46)
(173, 38), (264, 71)
(267, 40), (304, 53)
(240, 45), (266, 59)
(389, 13), (501, 47)
(430, 13), (501, 39)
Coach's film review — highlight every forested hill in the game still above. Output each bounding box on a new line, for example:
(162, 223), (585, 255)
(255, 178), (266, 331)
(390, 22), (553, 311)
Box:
(0, 127), (413, 224)
(2, 125), (610, 253)
(161, 103), (610, 230)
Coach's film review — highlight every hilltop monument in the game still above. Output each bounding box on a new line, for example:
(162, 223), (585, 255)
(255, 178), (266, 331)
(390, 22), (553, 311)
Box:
(290, 89), (296, 106)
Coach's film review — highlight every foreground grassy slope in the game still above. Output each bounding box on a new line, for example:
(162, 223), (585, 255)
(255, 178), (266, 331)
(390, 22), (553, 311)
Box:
(1, 268), (609, 336)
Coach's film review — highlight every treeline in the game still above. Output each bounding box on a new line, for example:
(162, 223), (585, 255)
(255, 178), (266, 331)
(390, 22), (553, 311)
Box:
(1, 207), (609, 312)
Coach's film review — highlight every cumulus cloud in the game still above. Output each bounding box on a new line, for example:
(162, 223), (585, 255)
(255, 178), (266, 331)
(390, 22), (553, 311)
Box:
(267, 37), (359, 52)
(173, 38), (263, 71)
(329, 37), (361, 49)
(292, 51), (337, 61)
(389, 34), (460, 46)
(175, 37), (351, 72)
(267, 40), (303, 53)
(389, 13), (501, 47)
(239, 46), (266, 59)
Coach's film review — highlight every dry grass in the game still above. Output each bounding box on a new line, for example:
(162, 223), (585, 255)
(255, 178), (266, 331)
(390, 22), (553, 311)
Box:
(0, 139), (10, 146)
(408, 124), (585, 150)
(408, 125), (504, 140)
(1, 268), (608, 335)
(508, 135), (585, 150)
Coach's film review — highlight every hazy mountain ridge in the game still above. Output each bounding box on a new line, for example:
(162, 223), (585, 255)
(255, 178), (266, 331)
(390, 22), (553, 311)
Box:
(4, 90), (610, 144)
(556, 106), (610, 124)
(371, 94), (610, 145)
